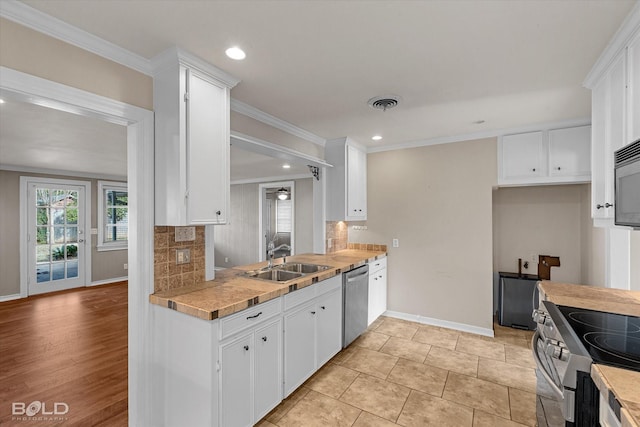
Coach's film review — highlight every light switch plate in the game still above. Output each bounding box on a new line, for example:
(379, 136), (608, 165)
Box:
(176, 248), (191, 265)
(175, 226), (196, 242)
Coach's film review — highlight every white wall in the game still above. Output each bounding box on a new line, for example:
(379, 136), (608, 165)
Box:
(631, 230), (640, 291)
(351, 138), (497, 333)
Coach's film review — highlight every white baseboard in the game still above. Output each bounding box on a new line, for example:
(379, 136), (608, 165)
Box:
(383, 310), (495, 338)
(88, 276), (128, 287)
(0, 293), (21, 302)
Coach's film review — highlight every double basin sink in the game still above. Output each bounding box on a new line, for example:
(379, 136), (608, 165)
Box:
(246, 262), (331, 283)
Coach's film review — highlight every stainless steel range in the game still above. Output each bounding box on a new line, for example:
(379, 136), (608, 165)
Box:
(532, 301), (640, 426)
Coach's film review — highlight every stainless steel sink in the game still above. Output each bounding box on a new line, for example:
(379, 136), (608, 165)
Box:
(246, 269), (304, 282)
(278, 263), (332, 274)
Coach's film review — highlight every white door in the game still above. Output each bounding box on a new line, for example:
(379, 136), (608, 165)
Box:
(26, 179), (89, 295)
(254, 318), (283, 421)
(220, 332), (253, 427)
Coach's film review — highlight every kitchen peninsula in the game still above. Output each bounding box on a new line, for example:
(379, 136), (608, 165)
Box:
(149, 248), (386, 427)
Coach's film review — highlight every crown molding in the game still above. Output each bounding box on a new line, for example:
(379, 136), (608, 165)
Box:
(150, 47), (240, 88)
(0, 0), (153, 75)
(231, 99), (326, 147)
(583, 2), (640, 88)
(0, 164), (127, 182)
(367, 117), (591, 153)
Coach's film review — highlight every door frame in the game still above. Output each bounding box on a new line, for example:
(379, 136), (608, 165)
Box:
(1, 66), (155, 425)
(20, 176), (92, 295)
(258, 180), (295, 262)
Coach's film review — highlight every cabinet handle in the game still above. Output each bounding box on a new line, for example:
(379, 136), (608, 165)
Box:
(216, 210), (221, 216)
(246, 311), (262, 320)
(244, 345), (249, 351)
(556, 167), (561, 171)
(262, 336), (268, 342)
(605, 203), (614, 208)
(311, 311), (316, 315)
(532, 168), (536, 172)
(321, 306), (326, 310)
(374, 277), (378, 280)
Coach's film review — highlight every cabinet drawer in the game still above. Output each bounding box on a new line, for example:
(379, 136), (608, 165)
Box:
(284, 284), (317, 311)
(369, 257), (387, 275)
(315, 275), (342, 298)
(220, 298), (282, 340)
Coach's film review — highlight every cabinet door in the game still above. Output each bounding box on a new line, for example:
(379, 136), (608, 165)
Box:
(548, 126), (591, 177)
(283, 303), (316, 396)
(220, 333), (252, 427)
(606, 54), (627, 219)
(369, 268), (387, 324)
(501, 132), (544, 180)
(254, 318), (283, 421)
(316, 289), (343, 367)
(592, 77), (608, 220)
(186, 68), (230, 225)
(346, 145), (367, 219)
(628, 30), (640, 143)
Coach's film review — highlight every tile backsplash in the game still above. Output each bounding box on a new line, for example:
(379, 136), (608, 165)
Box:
(326, 221), (348, 253)
(348, 242), (387, 252)
(154, 226), (206, 293)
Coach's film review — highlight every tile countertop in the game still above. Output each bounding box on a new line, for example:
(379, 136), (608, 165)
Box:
(539, 281), (640, 427)
(149, 249), (387, 321)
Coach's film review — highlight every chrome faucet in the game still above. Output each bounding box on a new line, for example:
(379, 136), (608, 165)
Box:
(267, 238), (291, 269)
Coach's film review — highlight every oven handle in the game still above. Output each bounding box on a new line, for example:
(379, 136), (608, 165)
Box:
(532, 330), (565, 401)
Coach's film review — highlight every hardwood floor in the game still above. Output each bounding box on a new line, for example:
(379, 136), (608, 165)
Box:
(0, 282), (128, 426)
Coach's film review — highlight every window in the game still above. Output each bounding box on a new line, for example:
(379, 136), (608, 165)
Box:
(276, 199), (292, 233)
(97, 181), (128, 251)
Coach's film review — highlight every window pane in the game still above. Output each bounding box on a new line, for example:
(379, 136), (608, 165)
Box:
(36, 264), (50, 283)
(66, 244), (78, 260)
(107, 190), (128, 206)
(276, 200), (292, 233)
(37, 208), (49, 226)
(36, 189), (49, 206)
(66, 227), (78, 243)
(67, 260), (78, 279)
(66, 207), (78, 225)
(52, 262), (65, 281)
(36, 227), (49, 244)
(66, 191), (78, 207)
(52, 208), (65, 225)
(36, 246), (50, 262)
(52, 244), (65, 261)
(51, 190), (66, 207)
(53, 226), (65, 244)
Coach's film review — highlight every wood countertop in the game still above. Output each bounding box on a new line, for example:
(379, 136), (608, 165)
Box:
(149, 249), (386, 321)
(539, 281), (640, 426)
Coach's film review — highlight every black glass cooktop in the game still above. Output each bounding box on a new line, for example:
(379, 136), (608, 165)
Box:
(558, 305), (640, 372)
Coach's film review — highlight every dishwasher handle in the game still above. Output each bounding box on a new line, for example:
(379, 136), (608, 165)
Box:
(346, 271), (369, 282)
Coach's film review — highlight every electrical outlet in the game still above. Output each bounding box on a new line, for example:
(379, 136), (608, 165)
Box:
(224, 257), (229, 263)
(392, 238), (399, 248)
(328, 238), (332, 248)
(123, 263), (128, 270)
(176, 248), (191, 265)
(531, 254), (537, 263)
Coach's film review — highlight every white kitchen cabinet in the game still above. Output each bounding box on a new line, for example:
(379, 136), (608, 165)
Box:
(627, 30), (640, 143)
(498, 126), (591, 186)
(591, 53), (627, 224)
(283, 275), (342, 396)
(153, 48), (239, 226)
(254, 319), (283, 421)
(220, 333), (252, 427)
(326, 137), (367, 221)
(367, 257), (387, 326)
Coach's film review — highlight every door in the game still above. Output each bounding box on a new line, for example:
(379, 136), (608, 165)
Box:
(283, 302), (316, 396)
(501, 131), (544, 180)
(254, 318), (283, 421)
(26, 179), (89, 295)
(316, 289), (343, 367)
(220, 332), (253, 427)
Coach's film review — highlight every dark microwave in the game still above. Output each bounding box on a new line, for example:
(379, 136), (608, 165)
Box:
(615, 138), (640, 228)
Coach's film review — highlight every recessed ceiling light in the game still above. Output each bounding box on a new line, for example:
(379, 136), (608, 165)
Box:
(0, 99), (5, 104)
(282, 164), (291, 169)
(371, 135), (382, 141)
(225, 46), (246, 60)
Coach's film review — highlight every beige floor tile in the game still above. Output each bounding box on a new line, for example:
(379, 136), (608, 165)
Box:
(505, 344), (536, 369)
(375, 318), (419, 339)
(353, 411), (399, 427)
(305, 363), (360, 399)
(412, 327), (459, 350)
(340, 374), (410, 421)
(379, 336), (431, 363)
(509, 387), (537, 426)
(397, 389), (474, 427)
(456, 335), (506, 361)
(341, 347), (399, 379)
(353, 331), (390, 351)
(472, 410), (528, 427)
(477, 358), (537, 394)
(424, 346), (479, 377)
(277, 390), (361, 427)
(331, 345), (358, 365)
(368, 316), (386, 331)
(442, 372), (511, 419)
(492, 334), (531, 348)
(255, 420), (278, 427)
(265, 386), (310, 423)
(387, 358), (448, 397)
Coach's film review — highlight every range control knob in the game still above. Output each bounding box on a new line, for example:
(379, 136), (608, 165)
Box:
(545, 341), (568, 361)
(532, 309), (547, 324)
(543, 317), (555, 336)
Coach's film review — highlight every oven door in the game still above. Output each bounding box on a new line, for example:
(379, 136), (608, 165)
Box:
(532, 330), (575, 426)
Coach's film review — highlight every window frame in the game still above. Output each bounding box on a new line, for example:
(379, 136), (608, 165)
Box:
(97, 180), (128, 252)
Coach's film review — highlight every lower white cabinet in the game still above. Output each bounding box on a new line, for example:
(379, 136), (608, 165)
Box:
(368, 257), (387, 325)
(220, 333), (252, 427)
(254, 320), (283, 420)
(283, 275), (342, 396)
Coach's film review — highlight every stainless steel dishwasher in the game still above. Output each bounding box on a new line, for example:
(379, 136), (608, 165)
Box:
(342, 264), (369, 348)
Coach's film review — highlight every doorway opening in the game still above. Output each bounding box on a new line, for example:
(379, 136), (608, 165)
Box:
(259, 181), (295, 262)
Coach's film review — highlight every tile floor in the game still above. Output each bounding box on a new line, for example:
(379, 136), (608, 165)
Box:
(258, 316), (537, 427)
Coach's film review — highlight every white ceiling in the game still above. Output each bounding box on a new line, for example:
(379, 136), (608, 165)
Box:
(18, 0), (636, 148)
(1, 1), (636, 180)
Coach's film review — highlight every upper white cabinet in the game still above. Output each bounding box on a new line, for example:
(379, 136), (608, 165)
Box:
(326, 137), (367, 221)
(498, 126), (591, 186)
(153, 48), (239, 226)
(584, 7), (640, 225)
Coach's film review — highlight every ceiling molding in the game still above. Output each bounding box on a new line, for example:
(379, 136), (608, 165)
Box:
(231, 173), (311, 186)
(151, 47), (240, 88)
(231, 99), (326, 147)
(583, 1), (640, 88)
(0, 0), (153, 75)
(368, 117), (591, 154)
(0, 164), (127, 182)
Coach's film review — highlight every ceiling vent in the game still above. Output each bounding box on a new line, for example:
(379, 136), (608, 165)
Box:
(367, 95), (400, 111)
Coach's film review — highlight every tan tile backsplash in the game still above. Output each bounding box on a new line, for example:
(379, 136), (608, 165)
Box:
(326, 221), (348, 253)
(154, 226), (206, 293)
(348, 242), (388, 252)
